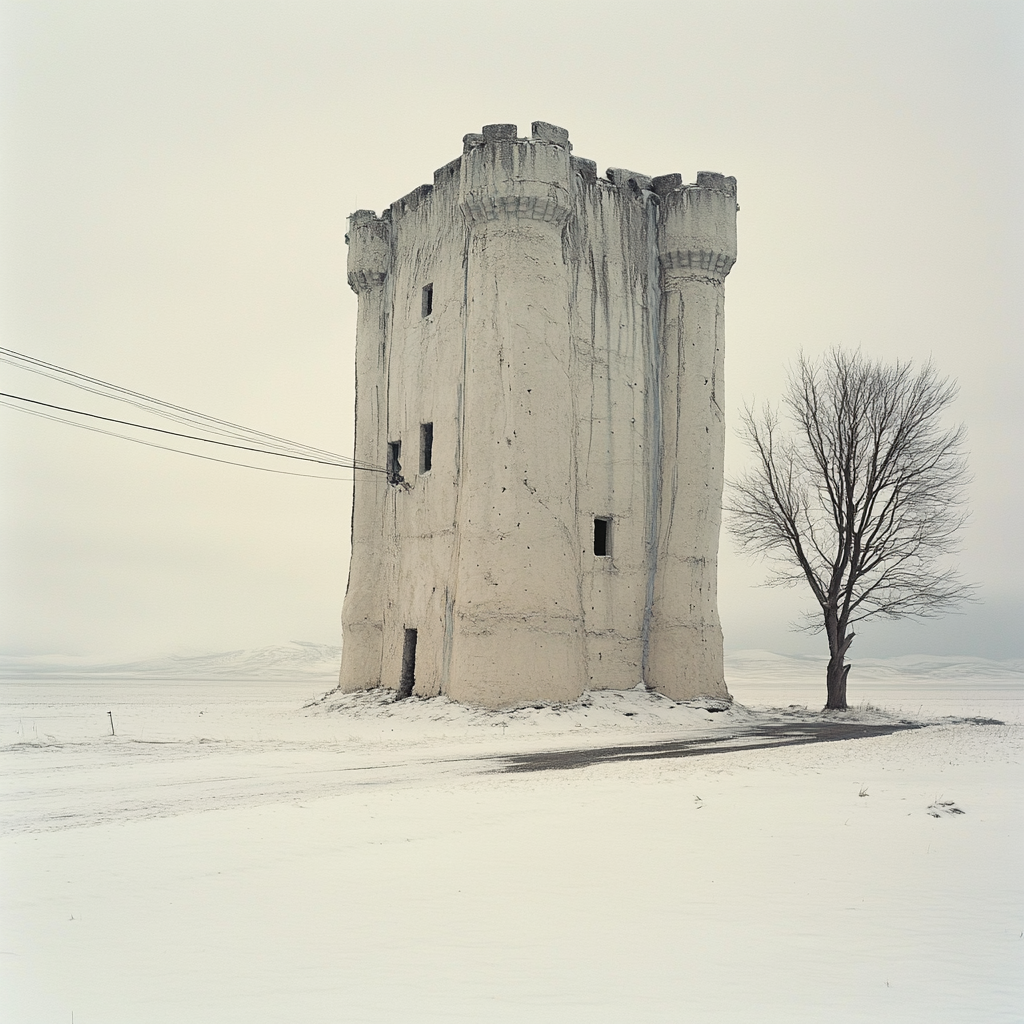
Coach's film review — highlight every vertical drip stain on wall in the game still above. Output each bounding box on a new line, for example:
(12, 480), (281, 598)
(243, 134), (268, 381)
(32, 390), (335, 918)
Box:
(641, 190), (663, 686)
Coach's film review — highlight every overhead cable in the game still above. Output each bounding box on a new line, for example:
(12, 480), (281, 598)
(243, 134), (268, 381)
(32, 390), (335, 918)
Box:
(0, 399), (357, 481)
(0, 391), (386, 473)
(0, 345), (383, 473)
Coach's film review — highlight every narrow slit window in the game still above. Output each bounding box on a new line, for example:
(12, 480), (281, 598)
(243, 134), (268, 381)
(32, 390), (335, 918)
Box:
(419, 422), (433, 473)
(398, 628), (417, 699)
(387, 441), (402, 484)
(421, 283), (434, 318)
(594, 517), (611, 557)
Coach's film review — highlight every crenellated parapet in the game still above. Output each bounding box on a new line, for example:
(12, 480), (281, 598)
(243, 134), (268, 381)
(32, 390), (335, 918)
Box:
(606, 167), (653, 192)
(658, 172), (738, 284)
(346, 210), (391, 293)
(458, 122), (574, 229)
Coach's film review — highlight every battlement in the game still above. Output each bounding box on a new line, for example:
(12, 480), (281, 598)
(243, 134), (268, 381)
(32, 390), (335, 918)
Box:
(461, 121), (573, 152)
(598, 168), (737, 203)
(652, 173), (683, 195)
(350, 209), (378, 226)
(346, 124), (738, 281)
(392, 183), (433, 216)
(573, 157), (598, 182)
(607, 168), (653, 192)
(695, 171), (738, 197)
(433, 157), (461, 188)
(359, 123), (739, 231)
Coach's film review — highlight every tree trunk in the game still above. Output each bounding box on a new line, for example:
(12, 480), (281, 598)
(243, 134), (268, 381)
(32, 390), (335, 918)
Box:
(826, 659), (850, 710)
(824, 620), (854, 711)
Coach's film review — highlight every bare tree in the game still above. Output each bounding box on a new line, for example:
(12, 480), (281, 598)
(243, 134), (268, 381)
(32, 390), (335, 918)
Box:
(727, 349), (972, 710)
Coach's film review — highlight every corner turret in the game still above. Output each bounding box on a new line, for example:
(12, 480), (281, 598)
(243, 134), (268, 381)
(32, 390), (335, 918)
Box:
(658, 173), (738, 281)
(346, 210), (390, 293)
(642, 170), (738, 702)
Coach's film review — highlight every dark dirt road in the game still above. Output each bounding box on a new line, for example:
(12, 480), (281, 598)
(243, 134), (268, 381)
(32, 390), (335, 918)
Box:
(498, 720), (924, 773)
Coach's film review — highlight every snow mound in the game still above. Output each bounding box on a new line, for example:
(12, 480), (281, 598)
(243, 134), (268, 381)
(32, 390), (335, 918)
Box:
(308, 685), (760, 744)
(307, 684), (928, 749)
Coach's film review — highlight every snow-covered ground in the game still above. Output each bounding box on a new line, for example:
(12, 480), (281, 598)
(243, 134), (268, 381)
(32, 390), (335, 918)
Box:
(2, 646), (1022, 1023)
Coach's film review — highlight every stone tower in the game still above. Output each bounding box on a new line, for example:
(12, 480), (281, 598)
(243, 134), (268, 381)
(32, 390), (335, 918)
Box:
(339, 122), (737, 708)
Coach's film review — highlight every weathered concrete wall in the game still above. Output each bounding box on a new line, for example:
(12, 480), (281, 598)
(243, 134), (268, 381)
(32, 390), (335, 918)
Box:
(338, 123), (737, 707)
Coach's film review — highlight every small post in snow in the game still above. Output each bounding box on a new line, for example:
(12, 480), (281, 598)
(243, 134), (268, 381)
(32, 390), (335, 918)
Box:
(107, 711), (115, 736)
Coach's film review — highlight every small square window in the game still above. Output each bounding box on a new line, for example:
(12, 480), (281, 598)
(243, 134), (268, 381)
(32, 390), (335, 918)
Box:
(419, 422), (433, 473)
(421, 283), (434, 318)
(594, 517), (611, 557)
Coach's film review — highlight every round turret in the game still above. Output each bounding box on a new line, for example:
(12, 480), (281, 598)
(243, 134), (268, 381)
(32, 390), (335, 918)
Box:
(458, 122), (574, 229)
(346, 210), (390, 293)
(658, 173), (738, 282)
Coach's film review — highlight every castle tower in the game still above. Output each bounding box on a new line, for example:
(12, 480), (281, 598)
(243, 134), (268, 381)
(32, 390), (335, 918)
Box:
(339, 123), (737, 708)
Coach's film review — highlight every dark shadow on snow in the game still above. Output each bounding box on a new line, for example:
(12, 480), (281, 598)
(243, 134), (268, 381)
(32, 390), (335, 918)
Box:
(496, 720), (926, 773)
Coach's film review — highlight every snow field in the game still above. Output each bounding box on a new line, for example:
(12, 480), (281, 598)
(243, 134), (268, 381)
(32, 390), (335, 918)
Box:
(1, 664), (1022, 1023)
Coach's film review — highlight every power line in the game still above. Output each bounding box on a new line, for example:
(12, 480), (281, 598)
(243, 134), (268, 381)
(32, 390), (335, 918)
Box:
(0, 345), (384, 473)
(0, 391), (386, 473)
(0, 345), (344, 459)
(1, 399), (358, 481)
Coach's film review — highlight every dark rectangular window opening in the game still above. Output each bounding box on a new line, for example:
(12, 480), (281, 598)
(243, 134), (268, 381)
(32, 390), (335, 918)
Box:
(421, 283), (433, 318)
(398, 628), (417, 699)
(387, 440), (402, 485)
(594, 517), (611, 557)
(419, 422), (433, 473)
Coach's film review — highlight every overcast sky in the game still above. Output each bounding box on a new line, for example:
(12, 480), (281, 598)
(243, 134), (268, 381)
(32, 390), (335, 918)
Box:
(1, 0), (1021, 661)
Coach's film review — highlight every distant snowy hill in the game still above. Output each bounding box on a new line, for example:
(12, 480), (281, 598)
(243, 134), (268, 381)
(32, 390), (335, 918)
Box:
(0, 641), (342, 681)
(725, 650), (1024, 681)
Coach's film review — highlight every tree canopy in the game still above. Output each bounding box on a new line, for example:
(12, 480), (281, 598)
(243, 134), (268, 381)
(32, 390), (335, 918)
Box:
(728, 349), (972, 709)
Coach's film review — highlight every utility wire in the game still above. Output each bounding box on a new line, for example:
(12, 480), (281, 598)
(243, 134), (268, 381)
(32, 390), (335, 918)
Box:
(0, 391), (387, 473)
(0, 345), (342, 458)
(0, 345), (383, 472)
(0, 346), (302, 452)
(0, 399), (357, 480)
